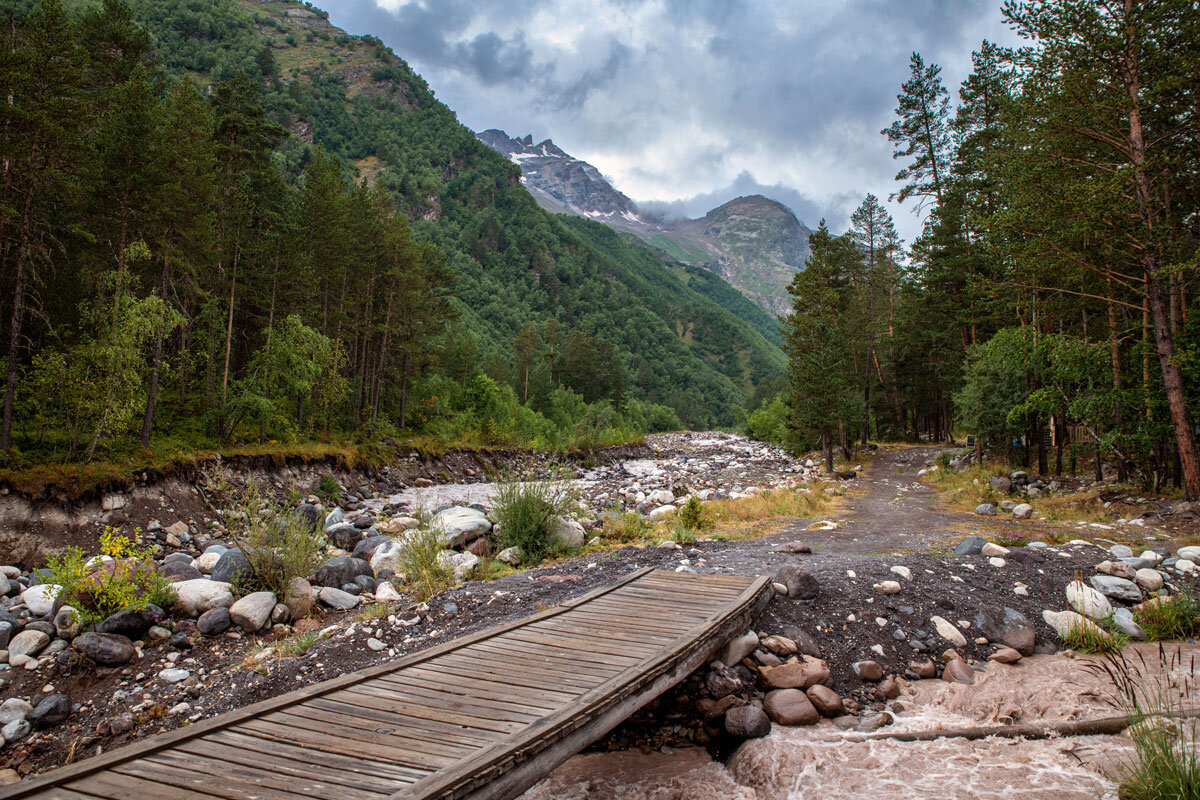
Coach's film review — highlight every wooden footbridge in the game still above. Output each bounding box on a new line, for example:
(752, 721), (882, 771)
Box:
(2, 568), (771, 800)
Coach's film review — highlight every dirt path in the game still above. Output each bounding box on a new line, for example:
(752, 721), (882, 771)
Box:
(777, 446), (971, 555)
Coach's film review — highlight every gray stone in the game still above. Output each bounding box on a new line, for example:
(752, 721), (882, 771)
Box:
(27, 693), (70, 729)
(369, 540), (405, 576)
(717, 631), (759, 667)
(496, 546), (522, 566)
(972, 607), (1036, 656)
(160, 562), (202, 582)
(2, 719), (30, 743)
(1135, 569), (1164, 592)
(0, 699), (31, 726)
(975, 504), (997, 516)
(724, 705), (771, 738)
(432, 507), (492, 548)
(1089, 575), (1142, 603)
(158, 668), (190, 683)
(210, 549), (252, 585)
(772, 565), (818, 599)
(954, 536), (987, 556)
(1110, 608), (1146, 640)
(72, 632), (135, 666)
(97, 607), (164, 639)
(552, 517), (586, 549)
(990, 477), (1012, 493)
(283, 577), (314, 621)
(53, 606), (82, 640)
(313, 555), (372, 588)
(326, 523), (364, 551)
(1011, 503), (1033, 519)
(20, 584), (59, 617)
(1110, 544), (1135, 559)
(352, 534), (391, 562)
(318, 586), (361, 610)
(197, 608), (231, 636)
(229, 592), (276, 633)
(8, 630), (48, 659)
(1067, 580), (1113, 619)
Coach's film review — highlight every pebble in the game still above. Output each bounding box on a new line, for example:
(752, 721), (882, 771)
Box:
(158, 668), (190, 683)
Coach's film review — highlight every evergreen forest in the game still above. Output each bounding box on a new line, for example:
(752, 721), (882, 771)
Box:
(0, 0), (786, 482)
(764, 0), (1200, 498)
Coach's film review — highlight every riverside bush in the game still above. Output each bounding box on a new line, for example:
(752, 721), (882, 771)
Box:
(396, 525), (452, 600)
(493, 468), (582, 564)
(46, 529), (177, 625)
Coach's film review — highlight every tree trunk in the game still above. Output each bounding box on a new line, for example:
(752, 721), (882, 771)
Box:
(823, 428), (834, 474)
(399, 351), (410, 429)
(219, 243), (240, 436)
(140, 261), (171, 449)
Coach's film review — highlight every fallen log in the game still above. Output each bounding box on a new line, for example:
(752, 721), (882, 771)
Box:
(847, 707), (1200, 743)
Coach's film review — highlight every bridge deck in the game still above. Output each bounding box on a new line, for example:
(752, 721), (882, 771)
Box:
(2, 568), (771, 800)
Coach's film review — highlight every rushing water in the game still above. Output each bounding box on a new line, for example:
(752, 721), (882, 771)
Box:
(521, 644), (1200, 799)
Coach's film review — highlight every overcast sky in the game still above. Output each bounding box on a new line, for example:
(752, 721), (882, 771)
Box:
(325, 0), (1018, 244)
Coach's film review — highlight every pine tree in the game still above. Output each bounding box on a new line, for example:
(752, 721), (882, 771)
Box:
(882, 52), (952, 210)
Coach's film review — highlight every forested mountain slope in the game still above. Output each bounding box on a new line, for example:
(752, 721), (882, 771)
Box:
(0, 0), (788, 470)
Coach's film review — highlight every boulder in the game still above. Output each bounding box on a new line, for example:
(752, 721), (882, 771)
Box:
(1066, 580), (1113, 620)
(981, 542), (1009, 558)
(229, 592), (276, 633)
(552, 518), (586, 549)
(27, 694), (70, 729)
(1110, 608), (1146, 640)
(496, 547), (522, 566)
(1177, 545), (1200, 562)
(717, 631), (759, 666)
(954, 536), (987, 556)
(160, 562), (202, 582)
(437, 550), (480, 582)
(375, 581), (404, 602)
(53, 606), (82, 640)
(194, 552), (221, 574)
(313, 555), (371, 588)
(852, 660), (883, 681)
(763, 689), (819, 726)
(1011, 503), (1033, 519)
(972, 607), (1036, 656)
(989, 477), (1012, 493)
(97, 606), (164, 639)
(173, 579), (234, 617)
(704, 664), (742, 698)
(8, 630), (49, 659)
(1089, 575), (1142, 603)
(724, 705), (771, 739)
(197, 608), (232, 636)
(930, 615), (967, 648)
(210, 550), (252, 585)
(761, 656), (828, 689)
(1043, 609), (1111, 643)
(326, 523), (364, 551)
(318, 587), (361, 611)
(432, 507), (492, 548)
(772, 565), (819, 600)
(0, 699), (31, 726)
(991, 647), (1023, 664)
(352, 534), (392, 562)
(72, 632), (135, 666)
(975, 504), (997, 516)
(805, 685), (845, 717)
(283, 577), (314, 621)
(647, 505), (676, 520)
(942, 659), (976, 685)
(21, 584), (60, 617)
(1134, 569), (1164, 592)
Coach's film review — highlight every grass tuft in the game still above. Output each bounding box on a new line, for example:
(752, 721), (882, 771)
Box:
(1058, 617), (1126, 654)
(396, 525), (453, 601)
(1136, 593), (1200, 641)
(492, 467), (582, 565)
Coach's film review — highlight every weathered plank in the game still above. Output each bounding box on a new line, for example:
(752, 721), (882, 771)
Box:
(1, 569), (771, 800)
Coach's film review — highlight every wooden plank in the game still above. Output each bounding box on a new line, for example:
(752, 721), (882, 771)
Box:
(391, 574), (772, 800)
(0, 568), (657, 800)
(207, 730), (430, 784)
(177, 737), (409, 794)
(68, 772), (220, 800)
(3, 570), (770, 800)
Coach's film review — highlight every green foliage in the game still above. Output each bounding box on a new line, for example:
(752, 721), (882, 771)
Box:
(671, 524), (697, 545)
(743, 395), (788, 446)
(317, 474), (339, 503)
(1057, 617), (1126, 655)
(492, 468), (582, 564)
(46, 529), (177, 626)
(396, 525), (452, 601)
(1135, 594), (1200, 642)
(678, 495), (707, 532)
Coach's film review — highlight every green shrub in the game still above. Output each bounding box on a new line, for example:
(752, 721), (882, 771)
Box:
(678, 495), (707, 531)
(46, 529), (178, 626)
(220, 478), (325, 598)
(1136, 593), (1200, 641)
(602, 511), (653, 542)
(493, 467), (582, 564)
(672, 524), (697, 545)
(397, 525), (453, 600)
(318, 474), (340, 503)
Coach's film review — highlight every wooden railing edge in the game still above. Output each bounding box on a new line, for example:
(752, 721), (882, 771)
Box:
(0, 567), (657, 799)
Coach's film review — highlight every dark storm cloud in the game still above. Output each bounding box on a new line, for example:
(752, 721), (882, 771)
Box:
(325, 0), (1016, 238)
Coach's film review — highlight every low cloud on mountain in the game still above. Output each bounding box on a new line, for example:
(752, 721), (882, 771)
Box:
(328, 0), (1016, 241)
